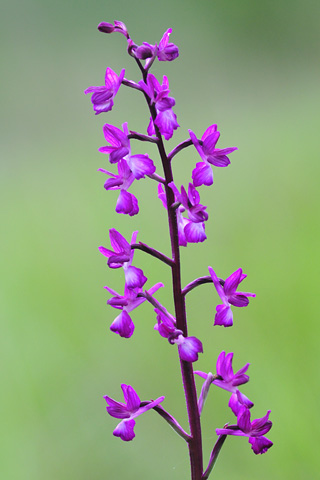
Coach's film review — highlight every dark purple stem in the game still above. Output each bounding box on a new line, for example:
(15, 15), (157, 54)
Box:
(168, 138), (193, 162)
(131, 242), (173, 266)
(202, 435), (228, 480)
(140, 401), (191, 442)
(182, 276), (224, 297)
(138, 291), (175, 323)
(122, 78), (141, 91)
(128, 131), (158, 143)
(135, 56), (203, 480)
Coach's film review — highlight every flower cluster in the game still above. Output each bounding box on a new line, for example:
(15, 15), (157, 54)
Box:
(85, 19), (272, 479)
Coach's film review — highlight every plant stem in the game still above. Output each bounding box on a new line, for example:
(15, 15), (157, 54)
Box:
(135, 58), (203, 480)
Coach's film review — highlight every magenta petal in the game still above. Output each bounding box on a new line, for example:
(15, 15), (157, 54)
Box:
(228, 294), (250, 307)
(236, 390), (254, 409)
(104, 397), (130, 419)
(192, 162), (213, 187)
(201, 124), (218, 141)
(202, 131), (220, 154)
(229, 393), (241, 416)
(155, 109), (179, 140)
(237, 406), (251, 433)
(109, 228), (130, 254)
(216, 351), (226, 376)
(116, 190), (138, 216)
(124, 266), (147, 289)
(113, 419), (136, 441)
(110, 310), (135, 338)
(109, 147), (129, 164)
(221, 352), (234, 380)
(206, 154), (231, 167)
(184, 221), (206, 243)
(249, 436), (273, 454)
(127, 154), (156, 179)
(122, 384), (140, 411)
(107, 253), (131, 268)
(208, 267), (226, 301)
(214, 305), (233, 327)
(178, 336), (203, 362)
(224, 269), (243, 296)
(102, 123), (127, 146)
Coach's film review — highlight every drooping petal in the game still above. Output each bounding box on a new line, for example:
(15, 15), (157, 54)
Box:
(155, 108), (179, 140)
(116, 190), (139, 216)
(192, 162), (214, 187)
(124, 265), (147, 289)
(248, 436), (273, 454)
(177, 336), (203, 362)
(126, 154), (156, 179)
(184, 221), (206, 243)
(214, 304), (233, 327)
(110, 310), (135, 338)
(113, 418), (136, 441)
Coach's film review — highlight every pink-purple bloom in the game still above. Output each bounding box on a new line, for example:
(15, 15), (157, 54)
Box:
(84, 67), (125, 115)
(154, 309), (203, 362)
(216, 406), (273, 455)
(104, 283), (163, 338)
(139, 74), (179, 140)
(99, 122), (156, 179)
(209, 267), (256, 327)
(189, 125), (237, 187)
(169, 182), (208, 243)
(104, 384), (164, 441)
(135, 28), (179, 63)
(99, 229), (147, 289)
(195, 351), (253, 409)
(99, 159), (139, 216)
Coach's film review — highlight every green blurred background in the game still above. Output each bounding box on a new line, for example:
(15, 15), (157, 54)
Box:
(1, 0), (319, 478)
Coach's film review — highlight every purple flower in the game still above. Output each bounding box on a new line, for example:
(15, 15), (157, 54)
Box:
(189, 125), (237, 187)
(139, 74), (179, 140)
(209, 267), (256, 327)
(97, 20), (129, 38)
(169, 182), (208, 243)
(135, 28), (179, 63)
(216, 406), (273, 455)
(157, 28), (179, 61)
(195, 351), (253, 409)
(154, 309), (203, 362)
(104, 384), (164, 441)
(99, 229), (147, 289)
(99, 122), (156, 179)
(104, 283), (163, 338)
(84, 67), (125, 115)
(99, 159), (139, 216)
(158, 184), (189, 246)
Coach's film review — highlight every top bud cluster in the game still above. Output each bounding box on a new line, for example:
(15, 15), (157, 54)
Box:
(84, 20), (272, 479)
